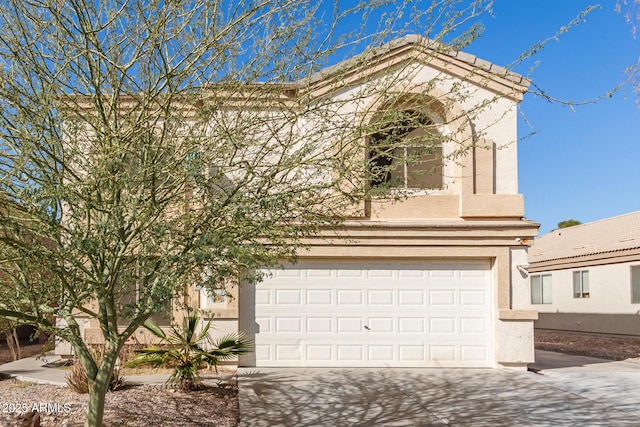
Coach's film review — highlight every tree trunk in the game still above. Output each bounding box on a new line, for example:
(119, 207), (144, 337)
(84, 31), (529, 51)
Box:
(82, 343), (120, 427)
(4, 328), (21, 361)
(85, 377), (109, 427)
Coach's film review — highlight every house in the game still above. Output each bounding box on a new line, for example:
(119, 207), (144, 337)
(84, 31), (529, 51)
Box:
(58, 35), (539, 369)
(527, 211), (640, 336)
(230, 35), (539, 369)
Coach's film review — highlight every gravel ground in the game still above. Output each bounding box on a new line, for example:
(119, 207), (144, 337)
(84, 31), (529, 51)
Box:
(0, 339), (240, 426)
(0, 378), (239, 427)
(535, 330), (640, 363)
(2, 331), (639, 426)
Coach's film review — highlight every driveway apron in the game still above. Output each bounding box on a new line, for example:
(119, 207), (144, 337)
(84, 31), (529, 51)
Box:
(238, 357), (640, 426)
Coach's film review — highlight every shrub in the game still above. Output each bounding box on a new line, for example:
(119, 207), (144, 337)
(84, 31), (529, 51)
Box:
(127, 314), (252, 391)
(66, 346), (124, 393)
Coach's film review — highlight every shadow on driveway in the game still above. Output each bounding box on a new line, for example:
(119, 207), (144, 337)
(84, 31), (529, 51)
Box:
(238, 366), (640, 426)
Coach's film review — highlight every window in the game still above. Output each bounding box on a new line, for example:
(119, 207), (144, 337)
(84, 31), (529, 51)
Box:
(631, 266), (640, 303)
(116, 262), (172, 326)
(369, 110), (443, 190)
(531, 274), (552, 304)
(573, 270), (590, 298)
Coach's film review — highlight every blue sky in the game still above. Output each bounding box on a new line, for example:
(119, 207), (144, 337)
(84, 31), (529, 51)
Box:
(466, 1), (640, 234)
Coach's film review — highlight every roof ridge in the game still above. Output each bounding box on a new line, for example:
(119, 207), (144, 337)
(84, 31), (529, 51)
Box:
(575, 210), (640, 228)
(531, 211), (640, 264)
(300, 34), (529, 91)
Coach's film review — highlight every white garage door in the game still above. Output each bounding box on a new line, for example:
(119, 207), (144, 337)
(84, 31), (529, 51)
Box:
(241, 260), (493, 367)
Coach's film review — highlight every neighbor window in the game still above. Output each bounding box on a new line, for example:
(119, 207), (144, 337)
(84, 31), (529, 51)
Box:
(531, 274), (552, 304)
(631, 266), (640, 304)
(573, 270), (590, 298)
(369, 110), (443, 190)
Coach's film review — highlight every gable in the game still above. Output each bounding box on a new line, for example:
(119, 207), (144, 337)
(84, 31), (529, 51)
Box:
(300, 34), (530, 102)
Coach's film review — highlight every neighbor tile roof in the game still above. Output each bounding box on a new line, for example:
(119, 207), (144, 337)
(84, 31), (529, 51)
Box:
(530, 211), (640, 263)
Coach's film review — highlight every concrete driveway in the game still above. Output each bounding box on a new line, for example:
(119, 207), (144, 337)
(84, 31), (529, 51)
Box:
(238, 350), (640, 426)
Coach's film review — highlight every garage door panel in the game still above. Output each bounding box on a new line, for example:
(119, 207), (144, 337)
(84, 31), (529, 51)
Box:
(276, 345), (302, 361)
(307, 317), (333, 333)
(368, 289), (394, 305)
(275, 317), (302, 333)
(307, 345), (333, 361)
(460, 290), (488, 305)
(337, 317), (363, 333)
(336, 269), (364, 278)
(367, 317), (394, 333)
(430, 290), (456, 305)
(461, 346), (487, 361)
(430, 345), (456, 362)
(337, 290), (364, 305)
(307, 268), (333, 278)
(244, 260), (493, 367)
(399, 290), (425, 305)
(369, 345), (394, 361)
(460, 317), (489, 334)
(338, 345), (364, 360)
(307, 289), (332, 305)
(399, 345), (425, 361)
(275, 289), (302, 305)
(430, 317), (457, 333)
(399, 317), (426, 333)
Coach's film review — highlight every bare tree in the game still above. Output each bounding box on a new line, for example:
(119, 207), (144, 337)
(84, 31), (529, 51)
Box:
(617, 0), (640, 96)
(0, 1), (510, 426)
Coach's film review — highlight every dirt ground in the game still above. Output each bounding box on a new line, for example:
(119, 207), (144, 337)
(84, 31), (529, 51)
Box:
(2, 331), (640, 426)
(0, 378), (239, 427)
(0, 338), (47, 366)
(535, 330), (640, 363)
(0, 338), (240, 426)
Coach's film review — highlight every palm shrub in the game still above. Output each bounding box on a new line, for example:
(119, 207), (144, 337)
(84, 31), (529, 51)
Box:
(127, 313), (252, 391)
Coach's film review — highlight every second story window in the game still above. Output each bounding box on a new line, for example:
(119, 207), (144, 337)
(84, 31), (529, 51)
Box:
(369, 110), (443, 190)
(573, 270), (590, 299)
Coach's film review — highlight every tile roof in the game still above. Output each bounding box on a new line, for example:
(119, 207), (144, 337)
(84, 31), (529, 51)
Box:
(529, 211), (640, 263)
(302, 34), (530, 90)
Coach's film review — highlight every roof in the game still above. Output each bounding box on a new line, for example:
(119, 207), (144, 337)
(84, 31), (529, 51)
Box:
(529, 211), (640, 264)
(300, 34), (531, 101)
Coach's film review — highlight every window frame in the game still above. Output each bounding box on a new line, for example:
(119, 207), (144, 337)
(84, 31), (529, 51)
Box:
(631, 265), (640, 304)
(531, 273), (552, 304)
(368, 110), (443, 191)
(572, 270), (590, 299)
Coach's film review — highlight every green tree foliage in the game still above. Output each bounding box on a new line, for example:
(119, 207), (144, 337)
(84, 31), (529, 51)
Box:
(557, 219), (582, 229)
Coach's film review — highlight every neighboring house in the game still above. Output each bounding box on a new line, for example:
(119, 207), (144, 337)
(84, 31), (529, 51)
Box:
(527, 211), (640, 336)
(61, 35), (540, 369)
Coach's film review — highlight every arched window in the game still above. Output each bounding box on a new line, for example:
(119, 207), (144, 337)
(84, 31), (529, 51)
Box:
(369, 109), (443, 190)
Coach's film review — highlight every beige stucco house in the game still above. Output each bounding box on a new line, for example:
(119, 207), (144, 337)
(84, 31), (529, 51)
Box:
(527, 211), (640, 337)
(58, 35), (539, 369)
(201, 36), (539, 369)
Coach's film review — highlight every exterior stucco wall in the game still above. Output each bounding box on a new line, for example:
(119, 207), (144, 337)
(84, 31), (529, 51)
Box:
(321, 60), (521, 203)
(528, 260), (640, 314)
(55, 43), (537, 367)
(497, 319), (534, 368)
(510, 247), (531, 309)
(536, 312), (640, 337)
